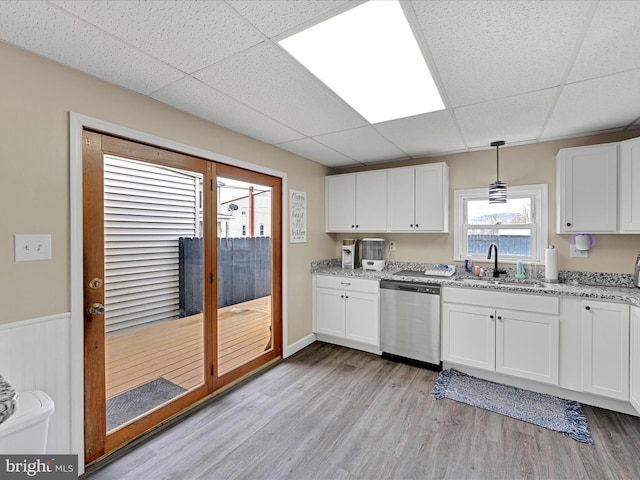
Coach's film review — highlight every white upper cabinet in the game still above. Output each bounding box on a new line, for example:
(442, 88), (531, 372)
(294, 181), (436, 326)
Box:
(556, 143), (618, 233)
(325, 170), (387, 232)
(619, 137), (640, 233)
(387, 163), (449, 232)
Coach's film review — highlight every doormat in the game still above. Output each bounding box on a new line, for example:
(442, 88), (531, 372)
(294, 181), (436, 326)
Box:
(432, 370), (593, 444)
(107, 377), (186, 431)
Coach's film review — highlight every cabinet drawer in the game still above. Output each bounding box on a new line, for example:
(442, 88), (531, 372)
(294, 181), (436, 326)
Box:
(315, 275), (379, 293)
(442, 287), (559, 315)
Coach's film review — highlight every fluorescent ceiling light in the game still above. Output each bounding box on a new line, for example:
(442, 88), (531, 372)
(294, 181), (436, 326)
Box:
(279, 0), (444, 124)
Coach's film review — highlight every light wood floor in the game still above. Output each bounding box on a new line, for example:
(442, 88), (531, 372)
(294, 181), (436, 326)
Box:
(87, 342), (640, 480)
(105, 296), (272, 399)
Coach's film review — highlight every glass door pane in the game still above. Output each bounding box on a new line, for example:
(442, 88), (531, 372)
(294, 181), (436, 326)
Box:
(103, 155), (205, 432)
(216, 177), (273, 375)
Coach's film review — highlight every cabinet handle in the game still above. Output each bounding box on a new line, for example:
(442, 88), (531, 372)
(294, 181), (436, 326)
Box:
(585, 306), (591, 310)
(410, 224), (414, 228)
(566, 222), (572, 227)
(341, 295), (344, 299)
(497, 316), (502, 320)
(351, 225), (355, 228)
(340, 282), (351, 286)
(489, 315), (494, 319)
(355, 225), (359, 228)
(415, 224), (419, 228)
(345, 296), (349, 299)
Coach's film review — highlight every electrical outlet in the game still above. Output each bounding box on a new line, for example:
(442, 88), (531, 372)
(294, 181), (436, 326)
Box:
(570, 245), (588, 258)
(14, 234), (52, 261)
(389, 241), (396, 251)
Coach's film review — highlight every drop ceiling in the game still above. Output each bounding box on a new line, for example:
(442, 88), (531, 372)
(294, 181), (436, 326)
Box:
(1, 0), (639, 168)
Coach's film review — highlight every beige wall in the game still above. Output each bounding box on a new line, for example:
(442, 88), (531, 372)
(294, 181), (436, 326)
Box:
(332, 132), (640, 274)
(0, 41), (335, 342)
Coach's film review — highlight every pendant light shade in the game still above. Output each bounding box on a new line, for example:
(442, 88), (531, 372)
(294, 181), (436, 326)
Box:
(489, 140), (507, 204)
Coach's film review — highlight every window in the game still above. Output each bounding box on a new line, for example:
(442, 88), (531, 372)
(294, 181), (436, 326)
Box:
(454, 185), (548, 264)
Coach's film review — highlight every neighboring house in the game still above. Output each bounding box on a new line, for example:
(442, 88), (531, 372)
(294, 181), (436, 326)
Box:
(219, 189), (272, 239)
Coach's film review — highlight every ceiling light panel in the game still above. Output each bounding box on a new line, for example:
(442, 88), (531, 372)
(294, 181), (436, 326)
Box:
(279, 0), (444, 124)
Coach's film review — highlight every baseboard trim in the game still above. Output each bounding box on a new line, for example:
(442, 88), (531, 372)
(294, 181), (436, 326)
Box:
(284, 333), (316, 358)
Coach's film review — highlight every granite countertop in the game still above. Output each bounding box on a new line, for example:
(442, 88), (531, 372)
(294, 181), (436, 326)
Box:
(0, 374), (17, 425)
(312, 262), (640, 307)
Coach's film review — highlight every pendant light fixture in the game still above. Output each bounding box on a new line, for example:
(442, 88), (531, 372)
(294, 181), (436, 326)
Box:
(489, 140), (507, 204)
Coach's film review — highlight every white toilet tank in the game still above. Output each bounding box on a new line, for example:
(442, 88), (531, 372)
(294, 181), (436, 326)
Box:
(0, 390), (54, 454)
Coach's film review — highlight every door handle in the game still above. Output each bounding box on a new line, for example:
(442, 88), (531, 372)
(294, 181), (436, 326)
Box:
(89, 303), (105, 316)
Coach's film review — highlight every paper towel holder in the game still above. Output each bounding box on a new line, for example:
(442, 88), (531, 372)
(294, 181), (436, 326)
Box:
(575, 234), (592, 251)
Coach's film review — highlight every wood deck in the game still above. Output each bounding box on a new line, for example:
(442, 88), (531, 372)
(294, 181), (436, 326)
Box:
(105, 296), (272, 399)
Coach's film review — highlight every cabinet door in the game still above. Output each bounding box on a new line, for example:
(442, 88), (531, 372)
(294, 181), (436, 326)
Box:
(326, 174), (356, 232)
(356, 171), (387, 232)
(442, 303), (495, 371)
(415, 163), (449, 232)
(496, 310), (559, 384)
(556, 144), (617, 233)
(581, 300), (630, 400)
(315, 287), (346, 337)
(630, 306), (640, 413)
(619, 137), (640, 232)
(345, 291), (379, 346)
(387, 167), (416, 231)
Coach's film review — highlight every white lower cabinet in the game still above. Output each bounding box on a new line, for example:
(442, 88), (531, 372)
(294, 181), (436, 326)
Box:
(314, 275), (379, 348)
(630, 306), (640, 413)
(441, 303), (495, 370)
(496, 309), (559, 384)
(581, 299), (630, 401)
(442, 287), (560, 385)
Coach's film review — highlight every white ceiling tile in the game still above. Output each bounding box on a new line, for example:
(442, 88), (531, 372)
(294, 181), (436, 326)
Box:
(195, 42), (367, 137)
(276, 138), (359, 167)
(0, 0), (184, 95)
(568, 1), (640, 82)
(152, 77), (303, 145)
(411, 0), (592, 107)
(227, 0), (351, 38)
(52, 0), (264, 74)
(374, 111), (467, 157)
(543, 70), (640, 139)
(314, 127), (406, 164)
(455, 89), (558, 148)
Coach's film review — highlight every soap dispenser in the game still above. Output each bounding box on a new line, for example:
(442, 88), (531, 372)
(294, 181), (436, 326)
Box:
(515, 259), (526, 279)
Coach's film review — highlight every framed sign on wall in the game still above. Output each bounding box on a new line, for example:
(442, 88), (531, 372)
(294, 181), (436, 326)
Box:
(289, 189), (307, 243)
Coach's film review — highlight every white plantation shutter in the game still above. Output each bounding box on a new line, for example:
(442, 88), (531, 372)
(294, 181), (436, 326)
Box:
(103, 155), (201, 333)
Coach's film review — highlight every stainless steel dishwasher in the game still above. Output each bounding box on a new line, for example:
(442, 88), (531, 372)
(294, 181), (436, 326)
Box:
(380, 279), (441, 370)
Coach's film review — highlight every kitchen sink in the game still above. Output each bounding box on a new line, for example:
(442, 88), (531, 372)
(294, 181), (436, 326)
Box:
(459, 278), (544, 288)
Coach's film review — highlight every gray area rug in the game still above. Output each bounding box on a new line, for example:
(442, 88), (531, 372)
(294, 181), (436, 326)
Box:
(432, 369), (593, 444)
(107, 377), (186, 431)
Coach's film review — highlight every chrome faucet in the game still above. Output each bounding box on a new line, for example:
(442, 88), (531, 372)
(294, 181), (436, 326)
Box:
(487, 243), (507, 278)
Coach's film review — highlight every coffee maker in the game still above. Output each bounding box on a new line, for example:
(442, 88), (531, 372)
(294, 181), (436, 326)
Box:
(342, 239), (359, 269)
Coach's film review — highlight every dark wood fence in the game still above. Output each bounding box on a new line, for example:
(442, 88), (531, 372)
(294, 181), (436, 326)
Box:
(179, 237), (271, 314)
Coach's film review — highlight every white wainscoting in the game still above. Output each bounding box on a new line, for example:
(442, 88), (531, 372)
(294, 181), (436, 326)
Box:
(0, 313), (72, 454)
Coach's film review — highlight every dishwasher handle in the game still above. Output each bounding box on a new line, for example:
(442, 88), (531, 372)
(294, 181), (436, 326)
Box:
(380, 280), (440, 295)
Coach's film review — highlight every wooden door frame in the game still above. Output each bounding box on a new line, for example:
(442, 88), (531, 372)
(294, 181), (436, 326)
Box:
(70, 113), (290, 475)
(83, 131), (216, 464)
(214, 163), (283, 390)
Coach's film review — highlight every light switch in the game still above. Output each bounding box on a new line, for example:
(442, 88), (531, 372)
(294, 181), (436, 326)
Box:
(14, 234), (52, 261)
